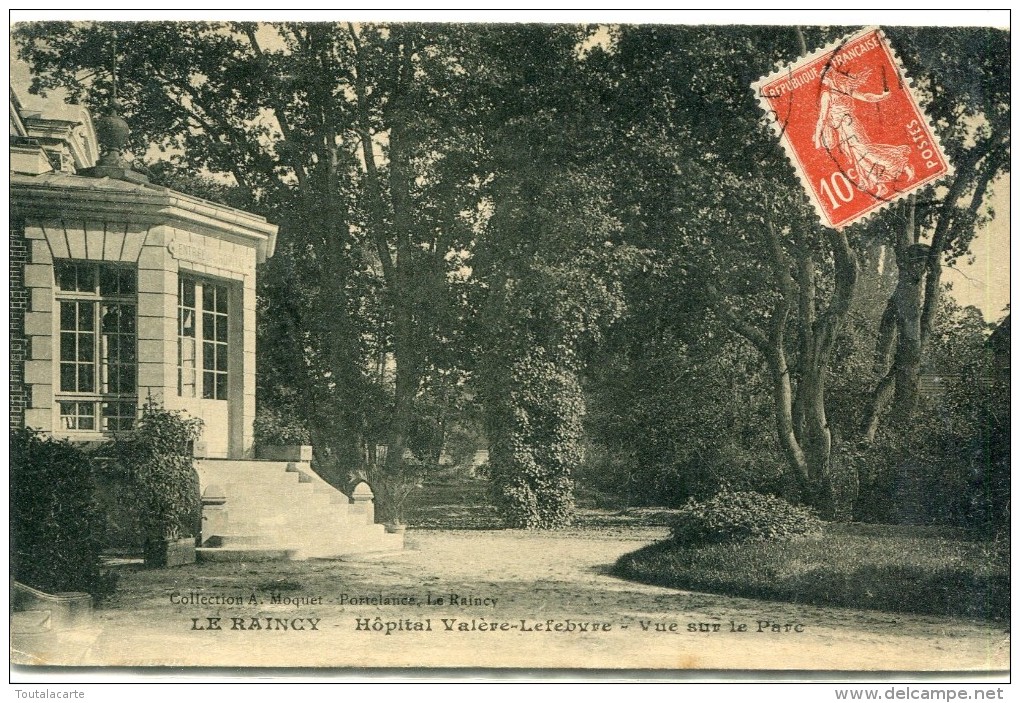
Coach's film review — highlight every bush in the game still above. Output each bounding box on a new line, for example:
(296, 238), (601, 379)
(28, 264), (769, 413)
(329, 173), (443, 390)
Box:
(579, 440), (792, 510)
(111, 400), (203, 556)
(92, 458), (147, 552)
(10, 429), (116, 598)
(254, 406), (311, 446)
(368, 460), (428, 525)
(670, 489), (823, 546)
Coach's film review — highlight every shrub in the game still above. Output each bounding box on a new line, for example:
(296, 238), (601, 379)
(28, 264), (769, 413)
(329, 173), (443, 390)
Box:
(111, 400), (203, 556)
(369, 460), (428, 525)
(670, 489), (823, 546)
(579, 440), (792, 510)
(10, 429), (116, 598)
(253, 406), (311, 446)
(92, 464), (146, 552)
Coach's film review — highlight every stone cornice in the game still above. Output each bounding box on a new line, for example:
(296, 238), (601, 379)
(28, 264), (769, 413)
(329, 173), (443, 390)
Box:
(10, 174), (278, 262)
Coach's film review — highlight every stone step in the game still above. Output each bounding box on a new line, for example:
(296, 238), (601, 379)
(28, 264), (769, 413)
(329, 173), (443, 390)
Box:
(215, 500), (362, 523)
(217, 476), (304, 489)
(222, 487), (356, 506)
(202, 533), (274, 548)
(199, 460), (294, 470)
(196, 458), (401, 561)
(208, 497), (372, 525)
(196, 547), (298, 563)
(218, 519), (363, 536)
(197, 535), (402, 560)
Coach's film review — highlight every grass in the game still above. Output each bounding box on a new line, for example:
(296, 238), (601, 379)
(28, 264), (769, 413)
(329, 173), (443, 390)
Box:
(403, 479), (677, 531)
(403, 479), (503, 530)
(613, 523), (1010, 621)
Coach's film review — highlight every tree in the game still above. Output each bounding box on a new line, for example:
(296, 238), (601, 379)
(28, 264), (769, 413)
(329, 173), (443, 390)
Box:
(860, 28), (1010, 437)
(598, 25), (868, 517)
(584, 324), (789, 508)
(855, 301), (1009, 528)
(594, 25), (1007, 518)
(469, 25), (637, 527)
(475, 171), (631, 527)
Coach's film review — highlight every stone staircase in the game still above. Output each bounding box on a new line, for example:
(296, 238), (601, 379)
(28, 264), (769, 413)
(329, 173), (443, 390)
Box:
(194, 459), (403, 562)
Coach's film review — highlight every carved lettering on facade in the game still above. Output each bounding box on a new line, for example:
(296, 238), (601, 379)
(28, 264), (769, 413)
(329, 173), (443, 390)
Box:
(167, 239), (245, 272)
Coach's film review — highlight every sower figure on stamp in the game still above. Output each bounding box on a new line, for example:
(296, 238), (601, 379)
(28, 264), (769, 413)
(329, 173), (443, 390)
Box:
(813, 68), (914, 197)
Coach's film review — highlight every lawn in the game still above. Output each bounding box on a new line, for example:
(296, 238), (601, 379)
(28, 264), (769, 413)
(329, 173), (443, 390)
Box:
(402, 478), (676, 531)
(406, 481), (1009, 621)
(613, 522), (1010, 620)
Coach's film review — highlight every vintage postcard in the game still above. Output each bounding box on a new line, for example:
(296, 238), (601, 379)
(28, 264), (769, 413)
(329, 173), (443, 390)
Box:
(8, 11), (1010, 684)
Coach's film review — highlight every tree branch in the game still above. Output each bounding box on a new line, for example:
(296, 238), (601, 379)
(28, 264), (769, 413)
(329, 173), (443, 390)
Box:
(706, 285), (769, 356)
(348, 21), (396, 283)
(919, 130), (1006, 347)
(239, 23), (309, 191)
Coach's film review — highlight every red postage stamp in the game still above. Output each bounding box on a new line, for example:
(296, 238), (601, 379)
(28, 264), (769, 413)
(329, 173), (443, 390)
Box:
(752, 27), (953, 230)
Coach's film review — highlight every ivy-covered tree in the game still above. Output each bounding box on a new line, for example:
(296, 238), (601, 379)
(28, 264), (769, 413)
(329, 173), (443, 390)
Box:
(475, 170), (632, 527)
(469, 25), (640, 527)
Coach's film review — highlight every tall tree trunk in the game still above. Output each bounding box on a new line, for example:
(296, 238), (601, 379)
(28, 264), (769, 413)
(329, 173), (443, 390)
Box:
(861, 138), (1004, 439)
(800, 362), (835, 517)
(350, 23), (425, 490)
(722, 221), (856, 518)
(861, 297), (899, 441)
(766, 350), (810, 488)
(888, 243), (930, 426)
(382, 37), (424, 476)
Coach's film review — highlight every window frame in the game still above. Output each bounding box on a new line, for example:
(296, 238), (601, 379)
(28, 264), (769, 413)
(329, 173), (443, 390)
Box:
(178, 274), (230, 401)
(54, 260), (138, 434)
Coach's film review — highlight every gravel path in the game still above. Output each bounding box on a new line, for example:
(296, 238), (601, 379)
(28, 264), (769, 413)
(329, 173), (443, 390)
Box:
(33, 528), (1010, 671)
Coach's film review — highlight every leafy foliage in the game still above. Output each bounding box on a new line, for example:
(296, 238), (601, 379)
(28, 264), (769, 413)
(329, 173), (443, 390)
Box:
(856, 306), (1009, 532)
(484, 359), (584, 528)
(14, 22), (1008, 526)
(670, 489), (823, 546)
(371, 460), (428, 525)
(253, 405), (311, 447)
(476, 172), (637, 527)
(111, 400), (203, 550)
(583, 329), (789, 508)
(594, 25), (1009, 516)
(469, 27), (642, 527)
(617, 523), (1008, 620)
(10, 429), (116, 597)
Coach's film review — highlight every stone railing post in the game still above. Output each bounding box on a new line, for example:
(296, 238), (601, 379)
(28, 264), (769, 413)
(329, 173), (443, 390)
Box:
(350, 481), (375, 524)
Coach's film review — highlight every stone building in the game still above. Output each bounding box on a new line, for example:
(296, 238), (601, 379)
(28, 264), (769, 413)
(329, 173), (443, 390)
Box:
(9, 89), (401, 559)
(10, 91), (273, 459)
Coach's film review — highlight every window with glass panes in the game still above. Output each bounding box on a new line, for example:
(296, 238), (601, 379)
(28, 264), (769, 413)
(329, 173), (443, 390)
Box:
(178, 276), (197, 396)
(178, 277), (229, 400)
(55, 261), (137, 431)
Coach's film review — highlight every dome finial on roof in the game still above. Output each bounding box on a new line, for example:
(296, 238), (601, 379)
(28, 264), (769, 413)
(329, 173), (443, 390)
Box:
(82, 28), (148, 183)
(94, 98), (131, 168)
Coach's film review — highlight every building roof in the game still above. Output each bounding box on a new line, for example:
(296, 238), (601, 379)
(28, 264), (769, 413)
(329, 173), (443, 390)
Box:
(9, 89), (98, 172)
(11, 170), (278, 262)
(10, 88), (277, 262)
